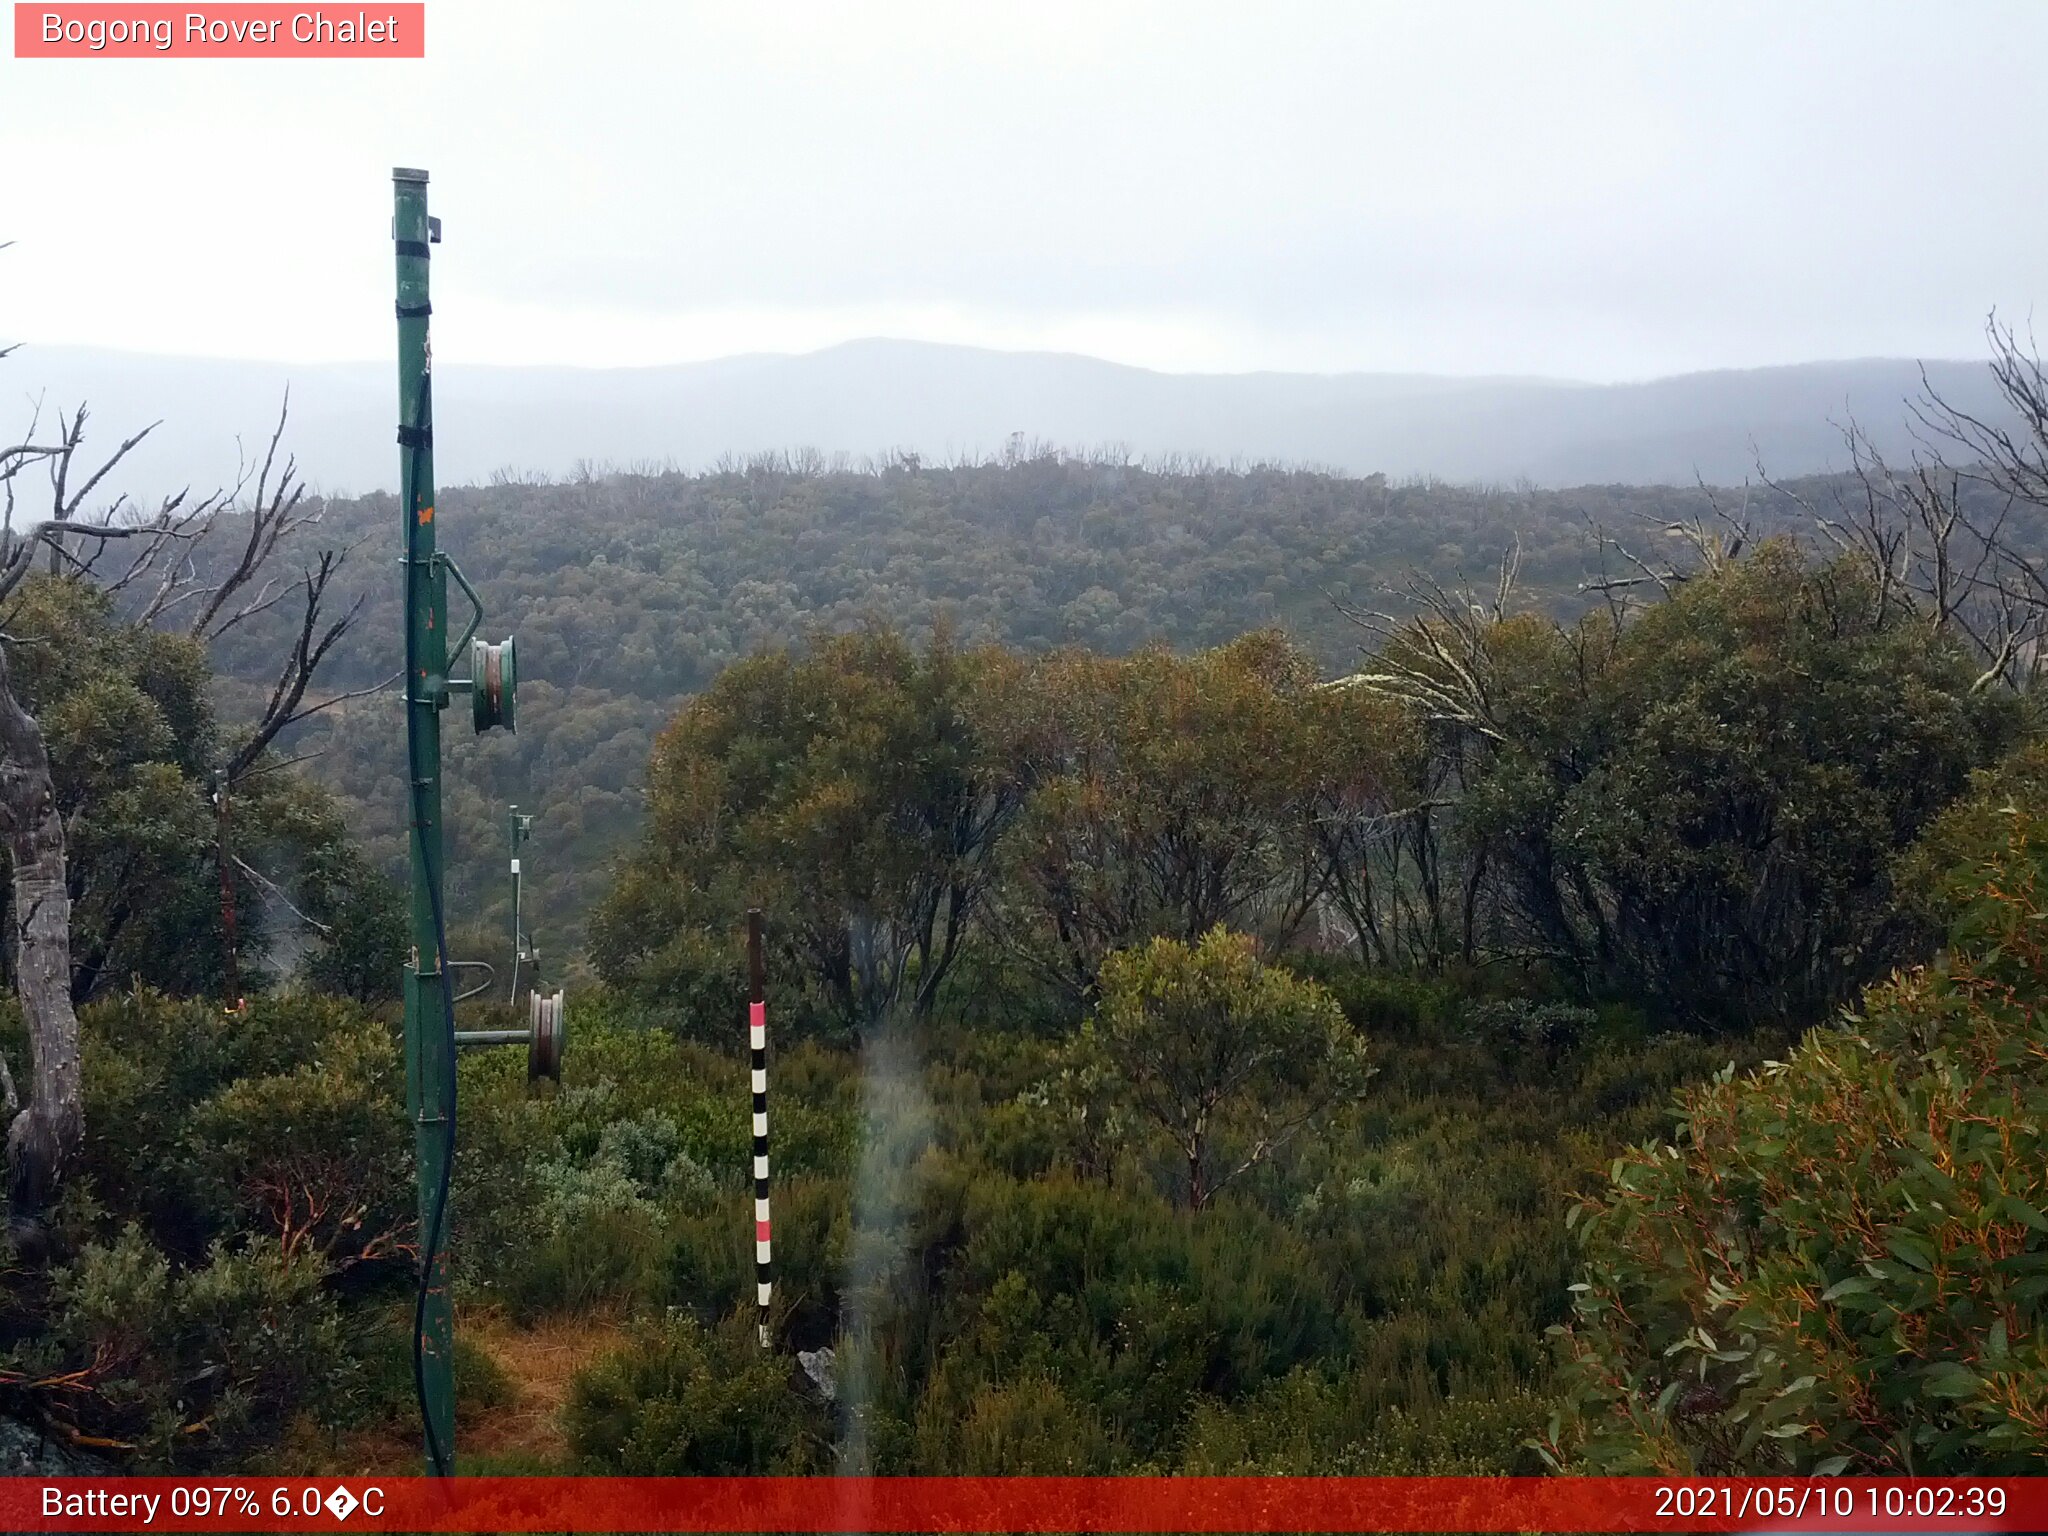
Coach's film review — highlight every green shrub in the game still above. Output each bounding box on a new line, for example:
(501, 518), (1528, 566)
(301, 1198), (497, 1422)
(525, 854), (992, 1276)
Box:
(76, 991), (399, 1257)
(1454, 543), (2022, 1031)
(450, 1006), (861, 1320)
(447, 1051), (561, 1305)
(1460, 997), (1597, 1058)
(490, 1101), (692, 1315)
(913, 1170), (1344, 1461)
(1282, 957), (1453, 1038)
(1548, 796), (2048, 1474)
(914, 1371), (1125, 1472)
(975, 1097), (1065, 1180)
(1181, 1366), (1547, 1473)
(187, 1020), (411, 1269)
(586, 924), (751, 1046)
(665, 1172), (847, 1347)
(508, 1204), (668, 1317)
(16, 1227), (352, 1468)
(565, 1313), (827, 1472)
(0, 992), (432, 1469)
(1333, 1391), (1552, 1474)
(1078, 928), (1371, 1209)
(1896, 740), (2048, 931)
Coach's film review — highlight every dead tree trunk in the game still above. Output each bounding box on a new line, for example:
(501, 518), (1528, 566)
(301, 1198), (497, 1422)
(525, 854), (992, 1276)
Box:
(0, 644), (81, 1221)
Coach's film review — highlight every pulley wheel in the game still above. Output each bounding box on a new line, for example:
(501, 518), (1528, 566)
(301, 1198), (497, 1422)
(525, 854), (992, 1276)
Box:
(528, 987), (565, 1083)
(472, 635), (518, 733)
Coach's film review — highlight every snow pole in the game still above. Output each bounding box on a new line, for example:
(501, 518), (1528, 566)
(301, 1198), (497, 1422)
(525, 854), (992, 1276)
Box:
(749, 909), (772, 1348)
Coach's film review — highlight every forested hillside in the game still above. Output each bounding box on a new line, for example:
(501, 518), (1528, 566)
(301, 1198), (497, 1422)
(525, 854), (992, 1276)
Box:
(6, 336), (2047, 1479)
(216, 456), (1884, 972)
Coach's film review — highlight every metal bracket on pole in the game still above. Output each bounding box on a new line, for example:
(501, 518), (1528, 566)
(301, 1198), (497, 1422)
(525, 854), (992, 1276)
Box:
(442, 553), (485, 660)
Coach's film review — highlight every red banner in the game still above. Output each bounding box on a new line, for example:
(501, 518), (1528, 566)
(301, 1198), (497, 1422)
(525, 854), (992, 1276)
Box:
(1, 1477), (2040, 1532)
(13, 4), (424, 58)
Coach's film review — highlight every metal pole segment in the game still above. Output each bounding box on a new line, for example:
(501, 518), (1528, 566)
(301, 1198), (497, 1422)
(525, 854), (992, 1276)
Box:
(507, 806), (523, 1001)
(454, 1029), (531, 1047)
(394, 164), (455, 1476)
(507, 805), (533, 1001)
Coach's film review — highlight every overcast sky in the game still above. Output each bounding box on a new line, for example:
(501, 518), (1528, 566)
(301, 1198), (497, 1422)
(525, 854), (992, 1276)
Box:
(4, 0), (2044, 381)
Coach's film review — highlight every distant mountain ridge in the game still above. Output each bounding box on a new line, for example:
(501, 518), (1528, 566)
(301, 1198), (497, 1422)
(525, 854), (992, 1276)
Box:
(5, 339), (2011, 501)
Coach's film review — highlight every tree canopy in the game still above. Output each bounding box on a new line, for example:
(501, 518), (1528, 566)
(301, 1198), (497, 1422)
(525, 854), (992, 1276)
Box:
(0, 575), (401, 1006)
(1360, 541), (2021, 1025)
(1077, 927), (1371, 1210)
(1549, 747), (2048, 1473)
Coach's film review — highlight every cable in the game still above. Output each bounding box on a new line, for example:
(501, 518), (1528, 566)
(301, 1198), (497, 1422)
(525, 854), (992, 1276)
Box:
(402, 365), (458, 1479)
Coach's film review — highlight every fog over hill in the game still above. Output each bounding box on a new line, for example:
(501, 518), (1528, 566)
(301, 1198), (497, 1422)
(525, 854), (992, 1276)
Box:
(8, 339), (2013, 501)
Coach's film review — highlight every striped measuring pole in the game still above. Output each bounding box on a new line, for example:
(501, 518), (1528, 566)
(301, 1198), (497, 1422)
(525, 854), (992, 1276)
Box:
(747, 909), (772, 1348)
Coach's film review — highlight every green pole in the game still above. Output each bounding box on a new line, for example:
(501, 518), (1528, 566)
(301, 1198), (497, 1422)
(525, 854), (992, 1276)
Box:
(393, 165), (455, 1476)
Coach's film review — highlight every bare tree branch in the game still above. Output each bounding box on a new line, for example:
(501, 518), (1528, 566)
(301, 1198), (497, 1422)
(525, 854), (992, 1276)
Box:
(185, 393), (319, 640)
(219, 551), (368, 785)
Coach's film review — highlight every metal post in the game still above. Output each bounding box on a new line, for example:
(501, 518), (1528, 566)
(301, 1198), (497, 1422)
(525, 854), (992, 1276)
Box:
(394, 165), (455, 1476)
(508, 805), (531, 1001)
(749, 910), (772, 1348)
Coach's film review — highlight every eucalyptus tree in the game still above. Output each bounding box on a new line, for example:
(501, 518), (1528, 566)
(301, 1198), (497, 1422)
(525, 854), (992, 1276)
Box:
(992, 631), (1397, 1002)
(1342, 543), (2015, 1028)
(0, 363), (371, 1218)
(1077, 926), (1371, 1210)
(596, 623), (1031, 1037)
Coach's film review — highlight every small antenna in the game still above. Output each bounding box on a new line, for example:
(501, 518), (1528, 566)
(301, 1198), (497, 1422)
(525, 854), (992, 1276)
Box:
(748, 909), (772, 1349)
